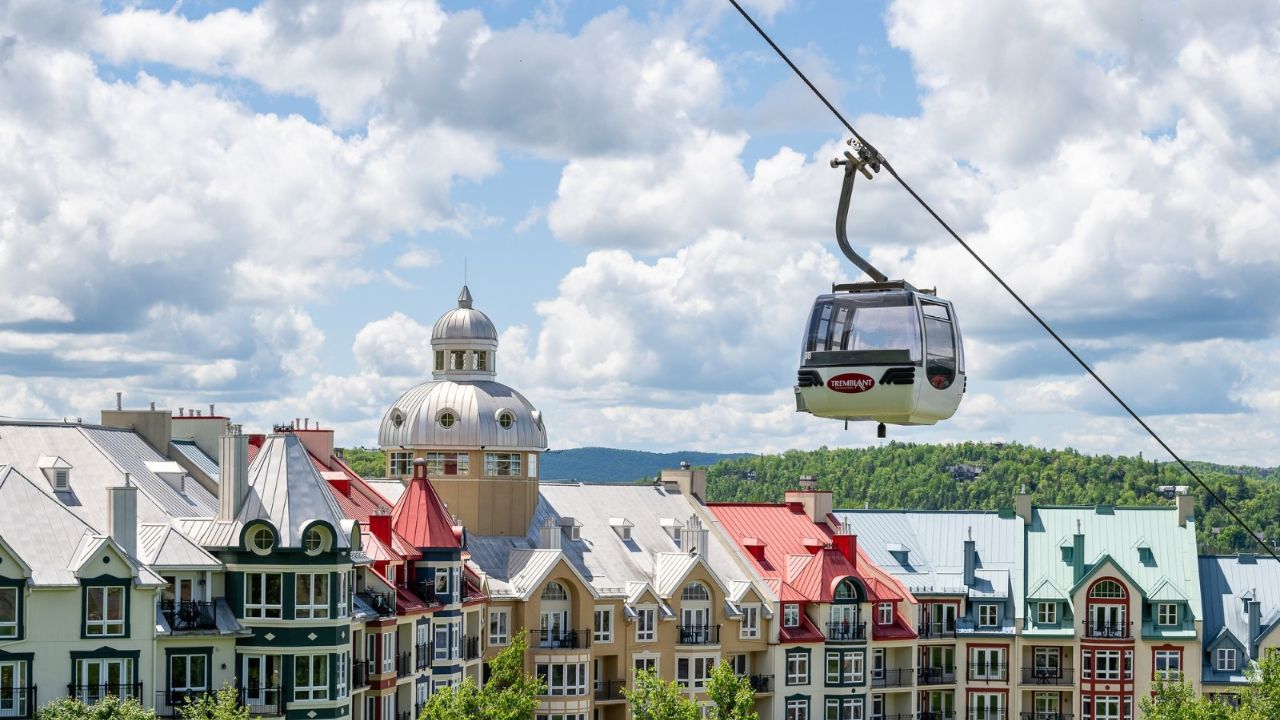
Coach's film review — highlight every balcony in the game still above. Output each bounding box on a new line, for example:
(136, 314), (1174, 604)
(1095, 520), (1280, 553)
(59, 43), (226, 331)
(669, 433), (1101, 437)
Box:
(159, 600), (217, 632)
(68, 683), (142, 705)
(155, 690), (282, 718)
(1083, 621), (1131, 639)
(464, 635), (481, 660)
(1021, 666), (1074, 686)
(918, 621), (957, 639)
(967, 663), (1008, 682)
(871, 668), (915, 688)
(396, 651), (412, 678)
(963, 712), (1005, 720)
(594, 680), (626, 702)
(748, 675), (773, 694)
(415, 643), (431, 671)
(0, 686), (35, 718)
(825, 620), (867, 642)
(916, 667), (956, 685)
(405, 581), (438, 606)
(917, 713), (956, 720)
(239, 687), (286, 716)
(1020, 714), (1074, 720)
(532, 629), (590, 650)
(353, 661), (369, 689)
(357, 590), (395, 617)
(676, 624), (720, 645)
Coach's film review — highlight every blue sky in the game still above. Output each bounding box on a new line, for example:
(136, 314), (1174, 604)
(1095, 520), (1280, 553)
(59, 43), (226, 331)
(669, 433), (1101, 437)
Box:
(1, 0), (1278, 464)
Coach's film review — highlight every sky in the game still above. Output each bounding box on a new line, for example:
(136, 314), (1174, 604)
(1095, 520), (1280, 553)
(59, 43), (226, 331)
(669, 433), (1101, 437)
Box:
(0, 0), (1278, 465)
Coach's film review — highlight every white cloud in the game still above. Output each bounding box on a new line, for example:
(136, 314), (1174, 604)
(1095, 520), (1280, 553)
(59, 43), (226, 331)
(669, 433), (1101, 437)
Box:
(353, 312), (433, 377)
(395, 247), (439, 269)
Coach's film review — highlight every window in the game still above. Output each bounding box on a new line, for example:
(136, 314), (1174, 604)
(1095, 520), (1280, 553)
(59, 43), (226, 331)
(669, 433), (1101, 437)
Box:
(0, 587), (17, 638)
(244, 573), (282, 619)
(1085, 695), (1127, 720)
(384, 630), (398, 672)
(1157, 604), (1179, 626)
(877, 603), (893, 625)
(730, 654), (748, 675)
(968, 693), (1004, 720)
(977, 604), (998, 628)
(594, 607), (613, 643)
(786, 651), (810, 685)
(676, 656), (716, 690)
(448, 351), (466, 370)
(294, 654), (328, 701)
(784, 604), (800, 627)
(73, 658), (134, 704)
(786, 698), (810, 720)
(474, 351), (489, 372)
(484, 452), (522, 477)
(1090, 580), (1126, 598)
(825, 697), (863, 720)
(426, 452), (469, 476)
(438, 411), (456, 428)
(434, 351), (444, 371)
(970, 647), (1005, 680)
(389, 451), (413, 476)
(248, 526), (274, 554)
(336, 652), (348, 699)
(295, 573), (330, 619)
(634, 657), (657, 675)
(337, 571), (351, 619)
(434, 624), (450, 662)
(489, 609), (510, 645)
(1033, 647), (1061, 678)
(0, 660), (30, 717)
(1094, 651), (1121, 680)
(637, 607), (657, 642)
(85, 585), (126, 636)
(1036, 602), (1057, 625)
(1217, 647), (1238, 672)
(497, 410), (514, 429)
(740, 605), (760, 639)
(682, 583), (710, 601)
(1154, 649), (1182, 680)
(833, 580), (859, 601)
(436, 568), (451, 599)
(535, 662), (589, 696)
(169, 653), (207, 692)
(302, 528), (326, 555)
(872, 649), (884, 680)
(825, 650), (863, 685)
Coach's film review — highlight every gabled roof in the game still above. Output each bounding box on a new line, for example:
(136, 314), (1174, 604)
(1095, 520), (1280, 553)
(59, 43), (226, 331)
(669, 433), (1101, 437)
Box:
(1199, 555), (1280, 656)
(234, 434), (350, 549)
(138, 524), (222, 569)
(1148, 576), (1189, 602)
(0, 465), (108, 586)
(391, 474), (461, 550)
(1027, 577), (1069, 601)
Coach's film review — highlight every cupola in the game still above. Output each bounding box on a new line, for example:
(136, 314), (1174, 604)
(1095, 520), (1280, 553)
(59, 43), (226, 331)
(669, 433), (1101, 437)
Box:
(431, 285), (499, 381)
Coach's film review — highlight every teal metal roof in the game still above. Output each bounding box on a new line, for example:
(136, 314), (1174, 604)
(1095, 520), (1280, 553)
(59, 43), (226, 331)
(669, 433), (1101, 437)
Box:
(1026, 506), (1201, 617)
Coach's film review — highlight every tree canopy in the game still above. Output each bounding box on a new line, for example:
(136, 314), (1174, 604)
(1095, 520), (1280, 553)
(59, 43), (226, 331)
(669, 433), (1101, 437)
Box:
(418, 629), (544, 720)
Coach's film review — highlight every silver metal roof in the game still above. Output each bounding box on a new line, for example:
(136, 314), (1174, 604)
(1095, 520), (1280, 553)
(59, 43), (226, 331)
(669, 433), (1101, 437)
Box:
(1199, 555), (1280, 653)
(81, 426), (219, 519)
(378, 380), (547, 450)
(0, 465), (101, 586)
(171, 439), (219, 481)
(235, 434), (351, 549)
(138, 523), (222, 569)
(432, 286), (498, 342)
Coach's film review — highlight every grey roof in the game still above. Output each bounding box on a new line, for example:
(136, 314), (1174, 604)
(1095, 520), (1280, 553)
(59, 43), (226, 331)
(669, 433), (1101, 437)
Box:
(0, 465), (101, 585)
(1200, 555), (1280, 653)
(468, 483), (765, 607)
(138, 523), (222, 569)
(432, 286), (498, 342)
(234, 434), (351, 549)
(82, 427), (218, 518)
(835, 509), (1025, 616)
(366, 479), (406, 504)
(171, 439), (219, 481)
(378, 380), (547, 451)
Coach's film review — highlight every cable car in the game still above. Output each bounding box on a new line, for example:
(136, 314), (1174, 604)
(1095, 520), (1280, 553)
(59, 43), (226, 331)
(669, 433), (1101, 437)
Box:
(794, 142), (966, 427)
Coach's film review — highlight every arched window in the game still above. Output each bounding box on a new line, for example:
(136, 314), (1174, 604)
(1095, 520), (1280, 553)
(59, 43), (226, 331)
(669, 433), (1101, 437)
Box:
(681, 583), (710, 602)
(1089, 580), (1126, 599)
(541, 581), (568, 601)
(834, 579), (861, 602)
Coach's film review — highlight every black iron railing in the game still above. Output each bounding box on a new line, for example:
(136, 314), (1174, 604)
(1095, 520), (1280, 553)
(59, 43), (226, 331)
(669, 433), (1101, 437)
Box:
(916, 667), (956, 685)
(532, 629), (590, 649)
(396, 651), (412, 678)
(1020, 714), (1074, 720)
(917, 712), (956, 720)
(357, 590), (395, 616)
(749, 674), (772, 693)
(871, 668), (915, 688)
(967, 662), (1008, 681)
(0, 686), (35, 718)
(963, 711), (1005, 720)
(67, 684), (142, 705)
(464, 635), (481, 660)
(396, 712), (410, 720)
(676, 624), (720, 645)
(917, 621), (957, 638)
(415, 642), (431, 670)
(826, 620), (867, 641)
(353, 660), (369, 688)
(1084, 621), (1131, 639)
(407, 581), (437, 606)
(1021, 666), (1073, 685)
(159, 600), (217, 631)
(594, 680), (625, 701)
(239, 686), (286, 716)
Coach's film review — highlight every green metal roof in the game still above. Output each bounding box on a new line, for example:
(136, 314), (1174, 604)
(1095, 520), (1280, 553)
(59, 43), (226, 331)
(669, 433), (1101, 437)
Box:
(1025, 506), (1201, 617)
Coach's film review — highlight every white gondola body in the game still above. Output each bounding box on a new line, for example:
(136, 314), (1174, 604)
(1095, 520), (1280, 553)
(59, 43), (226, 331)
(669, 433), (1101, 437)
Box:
(795, 288), (965, 425)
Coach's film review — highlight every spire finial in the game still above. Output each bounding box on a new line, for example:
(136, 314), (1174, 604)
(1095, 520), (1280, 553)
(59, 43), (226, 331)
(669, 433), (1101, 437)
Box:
(458, 285), (473, 309)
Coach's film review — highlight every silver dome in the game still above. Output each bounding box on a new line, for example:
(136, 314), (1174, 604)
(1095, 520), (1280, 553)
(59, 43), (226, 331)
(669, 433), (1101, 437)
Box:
(432, 286), (498, 343)
(379, 380), (547, 450)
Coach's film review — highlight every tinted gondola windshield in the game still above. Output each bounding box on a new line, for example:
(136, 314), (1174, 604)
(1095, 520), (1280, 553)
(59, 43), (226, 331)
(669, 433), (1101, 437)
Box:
(804, 293), (921, 361)
(921, 302), (957, 388)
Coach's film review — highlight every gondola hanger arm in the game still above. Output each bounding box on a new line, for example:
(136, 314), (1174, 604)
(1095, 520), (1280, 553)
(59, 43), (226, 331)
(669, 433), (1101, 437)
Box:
(831, 141), (888, 284)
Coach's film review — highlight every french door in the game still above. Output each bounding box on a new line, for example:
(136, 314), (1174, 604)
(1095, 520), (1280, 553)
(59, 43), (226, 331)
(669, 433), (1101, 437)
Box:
(76, 658), (132, 704)
(242, 655), (281, 707)
(681, 607), (710, 643)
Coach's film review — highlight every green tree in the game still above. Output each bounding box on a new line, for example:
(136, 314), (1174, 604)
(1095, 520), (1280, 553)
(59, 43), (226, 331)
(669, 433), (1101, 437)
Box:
(706, 661), (758, 720)
(1140, 680), (1232, 720)
(339, 448), (386, 478)
(624, 669), (699, 720)
(179, 686), (249, 720)
(419, 629), (544, 720)
(1238, 652), (1280, 720)
(37, 696), (156, 720)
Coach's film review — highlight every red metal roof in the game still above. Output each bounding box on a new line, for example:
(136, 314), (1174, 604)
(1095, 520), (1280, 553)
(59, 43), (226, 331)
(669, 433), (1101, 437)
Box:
(391, 468), (461, 550)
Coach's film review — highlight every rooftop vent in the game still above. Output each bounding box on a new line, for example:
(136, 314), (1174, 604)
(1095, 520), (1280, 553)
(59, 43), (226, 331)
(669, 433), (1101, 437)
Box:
(609, 517), (634, 541)
(558, 517), (582, 542)
(37, 455), (72, 492)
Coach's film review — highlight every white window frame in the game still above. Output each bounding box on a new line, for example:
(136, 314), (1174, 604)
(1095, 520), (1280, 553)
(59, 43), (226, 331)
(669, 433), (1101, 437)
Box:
(594, 607), (613, 643)
(434, 623), (449, 662)
(483, 452), (522, 477)
(636, 606), (657, 643)
(489, 608), (510, 646)
(825, 697), (863, 720)
(676, 656), (717, 691)
(1154, 649), (1182, 680)
(84, 586), (126, 637)
(0, 587), (18, 638)
(1094, 650), (1121, 681)
(244, 573), (282, 619)
(388, 451), (413, 476)
(535, 661), (589, 696)
(293, 654), (329, 702)
(169, 653), (207, 692)
(967, 692), (1003, 720)
(0, 660), (28, 716)
(336, 652), (348, 699)
(784, 604), (800, 627)
(877, 602), (893, 625)
(977, 604), (998, 628)
(425, 452), (470, 477)
(1157, 603), (1179, 626)
(294, 573), (330, 620)
(786, 698), (809, 720)
(970, 647), (1005, 680)
(739, 605), (760, 639)
(633, 656), (658, 676)
(337, 571), (350, 619)
(382, 631), (396, 673)
(786, 651), (809, 685)
(1217, 647), (1238, 672)
(1036, 601), (1057, 625)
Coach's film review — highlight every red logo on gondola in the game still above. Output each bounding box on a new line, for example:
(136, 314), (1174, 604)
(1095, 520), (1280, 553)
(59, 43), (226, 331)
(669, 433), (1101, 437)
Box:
(827, 373), (876, 393)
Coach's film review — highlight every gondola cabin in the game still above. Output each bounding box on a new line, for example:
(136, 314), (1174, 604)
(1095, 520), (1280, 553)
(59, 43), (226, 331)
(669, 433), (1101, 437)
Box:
(795, 282), (964, 425)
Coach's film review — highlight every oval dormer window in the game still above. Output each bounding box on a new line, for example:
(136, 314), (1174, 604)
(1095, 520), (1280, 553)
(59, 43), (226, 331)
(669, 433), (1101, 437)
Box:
(249, 526), (274, 555)
(391, 409), (405, 428)
(303, 527), (328, 555)
(438, 410), (457, 429)
(497, 410), (516, 429)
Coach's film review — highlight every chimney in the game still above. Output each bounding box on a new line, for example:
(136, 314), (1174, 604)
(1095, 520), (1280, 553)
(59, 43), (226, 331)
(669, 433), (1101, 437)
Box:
(1015, 485), (1032, 525)
(209, 404), (215, 417)
(295, 423), (335, 465)
(1248, 598), (1262, 659)
(962, 527), (977, 586)
(369, 514), (392, 548)
(1072, 521), (1086, 584)
(218, 425), (249, 521)
(115, 392), (122, 411)
(179, 407), (185, 417)
(108, 474), (138, 559)
(150, 401), (155, 410)
(413, 458), (426, 480)
(539, 517), (562, 550)
(679, 515), (710, 556)
(798, 475), (818, 491)
(832, 530), (857, 568)
(784, 488), (833, 526)
(1176, 491), (1195, 527)
(661, 467), (707, 502)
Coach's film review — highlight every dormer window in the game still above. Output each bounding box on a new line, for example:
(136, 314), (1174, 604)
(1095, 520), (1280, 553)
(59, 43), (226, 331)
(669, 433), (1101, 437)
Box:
(1157, 603), (1179, 626)
(37, 456), (73, 491)
(609, 518), (633, 541)
(496, 410), (515, 429)
(558, 518), (581, 542)
(877, 602), (893, 625)
(1061, 546), (1074, 564)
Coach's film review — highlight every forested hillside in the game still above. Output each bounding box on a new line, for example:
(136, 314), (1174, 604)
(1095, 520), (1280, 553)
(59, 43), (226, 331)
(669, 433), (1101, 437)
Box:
(704, 442), (1280, 554)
